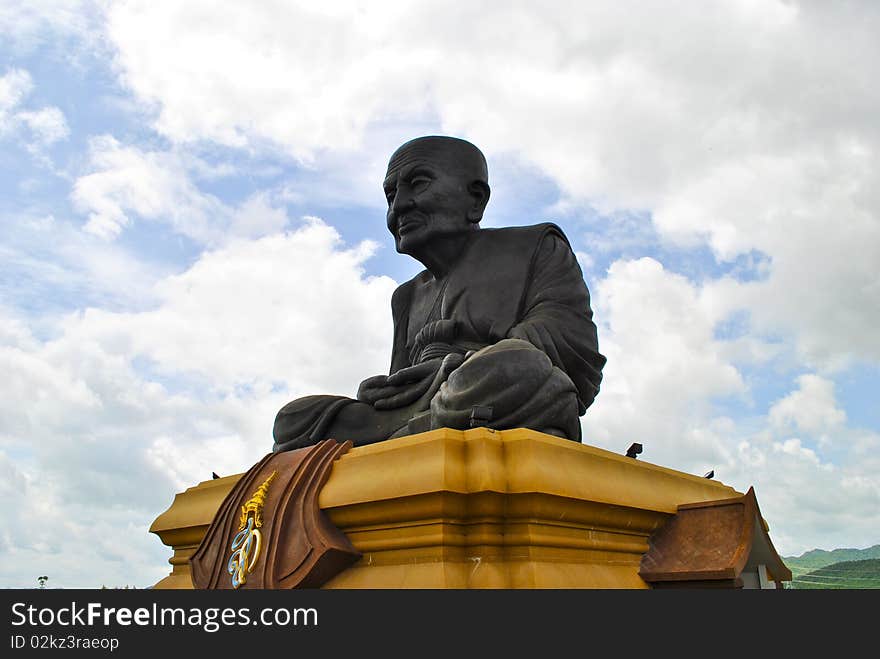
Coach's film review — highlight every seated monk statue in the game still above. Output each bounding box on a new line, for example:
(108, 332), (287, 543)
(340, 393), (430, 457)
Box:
(273, 136), (606, 452)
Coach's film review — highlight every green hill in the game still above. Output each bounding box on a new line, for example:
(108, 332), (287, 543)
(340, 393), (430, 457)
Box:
(783, 544), (880, 572)
(789, 558), (880, 589)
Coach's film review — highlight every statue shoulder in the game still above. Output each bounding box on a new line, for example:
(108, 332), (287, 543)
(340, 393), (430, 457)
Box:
(479, 222), (573, 250)
(391, 270), (430, 312)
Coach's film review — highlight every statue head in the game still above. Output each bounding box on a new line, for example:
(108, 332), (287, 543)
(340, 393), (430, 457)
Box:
(383, 136), (491, 261)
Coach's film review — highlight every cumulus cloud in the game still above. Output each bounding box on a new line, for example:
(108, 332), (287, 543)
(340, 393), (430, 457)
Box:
(73, 218), (396, 393)
(0, 312), (177, 587)
(104, 2), (430, 158)
(583, 257), (745, 469)
(17, 107), (69, 146)
(72, 136), (289, 243)
(0, 217), (396, 587)
(0, 447), (168, 589)
(100, 1), (880, 371)
(665, 146), (880, 369)
(580, 257), (880, 555)
(0, 68), (69, 152)
(0, 212), (170, 319)
(769, 374), (846, 439)
(5, 0), (879, 584)
(72, 135), (227, 241)
(722, 427), (880, 556)
(0, 0), (102, 55)
(0, 69), (34, 121)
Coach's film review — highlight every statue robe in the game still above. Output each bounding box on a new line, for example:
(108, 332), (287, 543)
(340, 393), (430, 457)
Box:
(273, 222), (606, 451)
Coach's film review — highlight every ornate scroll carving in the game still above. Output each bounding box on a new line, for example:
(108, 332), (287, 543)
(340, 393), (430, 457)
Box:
(190, 439), (360, 589)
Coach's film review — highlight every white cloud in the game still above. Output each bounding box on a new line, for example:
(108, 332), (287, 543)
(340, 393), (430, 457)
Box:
(722, 429), (880, 556)
(581, 256), (745, 474)
(72, 136), (295, 243)
(17, 106), (69, 146)
(0, 68), (69, 152)
(0, 445), (166, 588)
(0, 0), (101, 54)
(104, 2), (430, 158)
(0, 69), (34, 121)
(73, 219), (396, 392)
(588, 259), (743, 407)
(664, 147), (880, 370)
(100, 1), (880, 371)
(4, 0), (879, 584)
(0, 212), (171, 320)
(229, 192), (288, 239)
(72, 135), (227, 241)
(769, 374), (846, 439)
(581, 257), (880, 556)
(0, 217), (396, 586)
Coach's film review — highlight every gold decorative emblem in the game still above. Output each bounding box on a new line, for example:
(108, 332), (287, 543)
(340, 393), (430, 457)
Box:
(228, 471), (277, 588)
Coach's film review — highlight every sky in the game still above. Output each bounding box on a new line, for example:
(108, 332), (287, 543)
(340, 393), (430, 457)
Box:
(1, 0), (878, 589)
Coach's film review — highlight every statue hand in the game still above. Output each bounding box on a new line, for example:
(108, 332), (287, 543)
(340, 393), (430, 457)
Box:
(372, 354), (465, 410)
(356, 370), (425, 408)
(356, 374), (393, 405)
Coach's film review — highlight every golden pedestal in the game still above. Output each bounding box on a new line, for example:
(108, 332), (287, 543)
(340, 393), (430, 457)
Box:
(150, 428), (741, 589)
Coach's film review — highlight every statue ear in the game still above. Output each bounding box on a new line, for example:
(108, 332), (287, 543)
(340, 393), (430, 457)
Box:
(466, 181), (491, 223)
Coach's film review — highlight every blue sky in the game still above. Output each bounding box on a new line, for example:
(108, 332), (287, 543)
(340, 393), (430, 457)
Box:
(1, 1), (878, 588)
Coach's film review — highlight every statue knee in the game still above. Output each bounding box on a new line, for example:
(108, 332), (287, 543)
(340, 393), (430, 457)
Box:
(272, 395), (351, 453)
(430, 338), (581, 440)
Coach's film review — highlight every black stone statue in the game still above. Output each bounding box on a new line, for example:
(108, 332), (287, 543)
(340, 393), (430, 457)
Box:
(273, 136), (606, 452)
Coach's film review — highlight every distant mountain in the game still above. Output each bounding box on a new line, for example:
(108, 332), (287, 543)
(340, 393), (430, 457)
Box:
(783, 544), (880, 571)
(790, 558), (880, 589)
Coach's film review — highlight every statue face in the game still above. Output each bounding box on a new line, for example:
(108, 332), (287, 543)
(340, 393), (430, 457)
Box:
(383, 147), (478, 257)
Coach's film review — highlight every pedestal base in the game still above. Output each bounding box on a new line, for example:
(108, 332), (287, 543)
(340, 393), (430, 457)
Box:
(150, 428), (742, 588)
